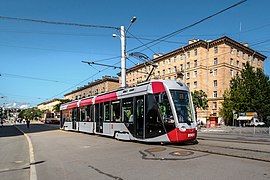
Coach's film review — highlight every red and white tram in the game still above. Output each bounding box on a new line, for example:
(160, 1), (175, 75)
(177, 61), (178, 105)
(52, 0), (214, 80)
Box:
(60, 80), (197, 143)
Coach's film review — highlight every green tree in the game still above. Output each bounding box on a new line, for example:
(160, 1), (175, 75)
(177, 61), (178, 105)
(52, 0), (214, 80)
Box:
(220, 63), (270, 124)
(192, 90), (208, 120)
(52, 99), (70, 113)
(18, 107), (43, 120)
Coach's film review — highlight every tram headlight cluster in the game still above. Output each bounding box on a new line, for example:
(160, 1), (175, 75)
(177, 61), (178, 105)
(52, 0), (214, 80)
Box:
(179, 126), (187, 132)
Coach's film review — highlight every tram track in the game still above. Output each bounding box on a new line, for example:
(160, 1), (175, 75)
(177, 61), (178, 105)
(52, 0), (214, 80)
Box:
(197, 136), (270, 146)
(168, 138), (270, 163)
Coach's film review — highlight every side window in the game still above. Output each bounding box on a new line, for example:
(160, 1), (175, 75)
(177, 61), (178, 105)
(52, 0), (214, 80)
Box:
(112, 101), (121, 122)
(104, 102), (110, 122)
(80, 107), (86, 121)
(122, 98), (134, 123)
(85, 105), (91, 122)
(90, 105), (94, 122)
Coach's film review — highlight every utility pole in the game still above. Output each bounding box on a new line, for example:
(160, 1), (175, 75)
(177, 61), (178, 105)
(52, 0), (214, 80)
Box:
(120, 26), (126, 88)
(113, 16), (136, 88)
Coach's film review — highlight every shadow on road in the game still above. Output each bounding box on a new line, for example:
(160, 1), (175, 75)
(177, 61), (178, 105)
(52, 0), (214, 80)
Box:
(0, 124), (60, 138)
(0, 126), (24, 137)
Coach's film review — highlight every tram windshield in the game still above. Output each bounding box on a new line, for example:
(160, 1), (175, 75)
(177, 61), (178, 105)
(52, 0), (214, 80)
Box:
(170, 90), (194, 124)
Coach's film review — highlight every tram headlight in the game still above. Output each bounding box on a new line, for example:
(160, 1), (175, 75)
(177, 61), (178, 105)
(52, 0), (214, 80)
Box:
(179, 126), (186, 132)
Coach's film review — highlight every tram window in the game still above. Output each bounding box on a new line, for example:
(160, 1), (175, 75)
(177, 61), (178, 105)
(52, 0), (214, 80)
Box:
(90, 105), (94, 122)
(146, 94), (165, 138)
(80, 107), (86, 121)
(157, 93), (174, 124)
(85, 105), (91, 122)
(122, 98), (134, 123)
(104, 102), (110, 122)
(62, 109), (71, 122)
(72, 108), (78, 121)
(112, 101), (121, 122)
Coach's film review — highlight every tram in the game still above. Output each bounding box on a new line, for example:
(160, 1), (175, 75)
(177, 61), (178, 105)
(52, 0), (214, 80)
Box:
(60, 80), (197, 143)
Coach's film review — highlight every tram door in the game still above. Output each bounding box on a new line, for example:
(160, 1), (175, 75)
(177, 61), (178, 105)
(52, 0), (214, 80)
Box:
(135, 96), (144, 139)
(95, 103), (103, 133)
(72, 108), (77, 130)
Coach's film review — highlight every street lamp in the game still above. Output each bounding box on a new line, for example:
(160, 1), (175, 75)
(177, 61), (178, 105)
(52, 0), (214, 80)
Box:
(113, 16), (137, 88)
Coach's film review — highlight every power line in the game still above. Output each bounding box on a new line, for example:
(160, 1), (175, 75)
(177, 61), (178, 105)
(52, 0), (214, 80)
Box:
(49, 61), (120, 99)
(127, 0), (247, 53)
(127, 32), (157, 54)
(0, 72), (69, 84)
(0, 15), (119, 30)
(0, 43), (117, 56)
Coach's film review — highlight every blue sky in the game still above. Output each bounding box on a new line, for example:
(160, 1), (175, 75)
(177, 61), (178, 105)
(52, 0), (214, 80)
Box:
(0, 0), (269, 107)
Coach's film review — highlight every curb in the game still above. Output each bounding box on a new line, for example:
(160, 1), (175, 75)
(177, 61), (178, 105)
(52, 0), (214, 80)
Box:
(14, 125), (37, 180)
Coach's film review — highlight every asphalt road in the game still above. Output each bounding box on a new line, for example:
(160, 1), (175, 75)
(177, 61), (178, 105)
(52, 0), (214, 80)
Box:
(1, 124), (270, 180)
(0, 125), (29, 180)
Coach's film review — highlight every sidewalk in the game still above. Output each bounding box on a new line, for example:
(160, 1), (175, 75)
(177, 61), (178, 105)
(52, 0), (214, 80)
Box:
(198, 125), (270, 137)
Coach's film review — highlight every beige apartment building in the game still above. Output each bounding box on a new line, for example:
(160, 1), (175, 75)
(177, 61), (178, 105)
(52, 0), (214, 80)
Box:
(123, 36), (266, 123)
(37, 98), (63, 122)
(64, 76), (119, 100)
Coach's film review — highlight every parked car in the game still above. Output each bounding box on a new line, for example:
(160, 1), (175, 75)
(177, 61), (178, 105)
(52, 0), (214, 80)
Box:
(248, 118), (265, 127)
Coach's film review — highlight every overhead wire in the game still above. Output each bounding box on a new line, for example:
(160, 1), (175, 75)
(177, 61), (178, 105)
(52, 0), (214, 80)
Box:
(127, 0), (247, 53)
(0, 15), (119, 30)
(0, 72), (69, 84)
(49, 61), (120, 99)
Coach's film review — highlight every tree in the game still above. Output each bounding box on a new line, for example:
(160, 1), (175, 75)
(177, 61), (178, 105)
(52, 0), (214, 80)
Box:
(52, 99), (71, 113)
(192, 90), (208, 120)
(18, 107), (43, 120)
(220, 63), (270, 124)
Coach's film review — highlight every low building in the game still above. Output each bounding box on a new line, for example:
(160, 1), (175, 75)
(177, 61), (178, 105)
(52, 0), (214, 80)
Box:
(64, 76), (119, 101)
(37, 98), (63, 123)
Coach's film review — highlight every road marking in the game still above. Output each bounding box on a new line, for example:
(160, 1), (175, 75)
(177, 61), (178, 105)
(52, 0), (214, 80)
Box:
(14, 126), (37, 180)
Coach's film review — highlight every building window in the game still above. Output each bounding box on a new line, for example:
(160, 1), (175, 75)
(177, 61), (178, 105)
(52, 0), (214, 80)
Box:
(194, 49), (197, 56)
(193, 71), (197, 78)
(163, 69), (165, 75)
(194, 81), (197, 89)
(168, 77), (171, 80)
(174, 76), (177, 80)
(187, 62), (190, 69)
(236, 60), (239, 67)
(242, 53), (245, 60)
(213, 91), (217, 98)
(187, 83), (190, 87)
(186, 72), (190, 79)
(168, 68), (171, 74)
(174, 66), (177, 72)
(230, 58), (233, 65)
(213, 102), (217, 109)
(230, 47), (234, 54)
(180, 54), (183, 60)
(248, 55), (251, 63)
(174, 56), (177, 63)
(230, 69), (234, 77)
(180, 64), (183, 71)
(194, 60), (197, 67)
(157, 71), (160, 78)
(214, 46), (218, 54)
(187, 51), (190, 58)
(163, 60), (165, 66)
(168, 58), (171, 65)
(258, 60), (260, 66)
(214, 58), (218, 65)
(214, 80), (217, 87)
(213, 69), (217, 76)
(237, 50), (240, 57)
